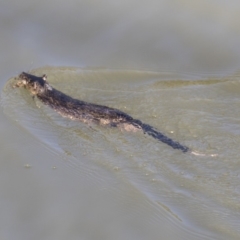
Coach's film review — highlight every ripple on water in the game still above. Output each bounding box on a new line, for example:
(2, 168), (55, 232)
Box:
(2, 67), (240, 239)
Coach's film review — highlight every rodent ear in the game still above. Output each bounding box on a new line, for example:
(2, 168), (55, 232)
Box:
(42, 74), (47, 81)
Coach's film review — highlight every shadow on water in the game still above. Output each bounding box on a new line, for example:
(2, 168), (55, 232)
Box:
(2, 66), (240, 239)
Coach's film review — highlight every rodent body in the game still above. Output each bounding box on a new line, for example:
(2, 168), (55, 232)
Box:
(15, 72), (189, 152)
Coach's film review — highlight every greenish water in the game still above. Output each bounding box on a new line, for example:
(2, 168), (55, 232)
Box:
(1, 0), (240, 239)
(2, 67), (240, 239)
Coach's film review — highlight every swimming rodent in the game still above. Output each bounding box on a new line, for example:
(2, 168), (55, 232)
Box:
(14, 72), (189, 152)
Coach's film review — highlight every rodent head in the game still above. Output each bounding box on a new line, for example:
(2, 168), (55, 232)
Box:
(15, 72), (52, 95)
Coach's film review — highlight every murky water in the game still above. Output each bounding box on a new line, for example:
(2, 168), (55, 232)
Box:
(1, 0), (240, 239)
(2, 67), (240, 239)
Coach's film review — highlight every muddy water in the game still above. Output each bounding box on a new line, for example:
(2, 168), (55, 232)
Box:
(1, 0), (240, 239)
(2, 67), (240, 239)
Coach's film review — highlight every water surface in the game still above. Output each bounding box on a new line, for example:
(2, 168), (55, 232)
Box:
(2, 67), (240, 239)
(1, 0), (240, 239)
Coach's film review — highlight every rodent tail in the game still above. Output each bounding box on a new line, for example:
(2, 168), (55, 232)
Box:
(132, 119), (189, 153)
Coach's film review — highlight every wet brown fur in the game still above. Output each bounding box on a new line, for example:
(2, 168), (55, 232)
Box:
(15, 72), (189, 152)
